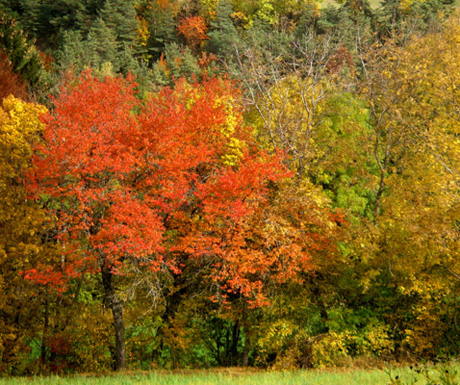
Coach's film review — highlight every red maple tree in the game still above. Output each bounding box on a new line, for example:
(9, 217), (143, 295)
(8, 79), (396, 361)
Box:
(27, 72), (341, 369)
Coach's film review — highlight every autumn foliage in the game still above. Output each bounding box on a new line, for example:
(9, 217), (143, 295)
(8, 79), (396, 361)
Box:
(18, 72), (342, 369)
(6, 0), (460, 373)
(0, 50), (29, 101)
(177, 16), (209, 52)
(28, 71), (338, 303)
(0, 95), (62, 372)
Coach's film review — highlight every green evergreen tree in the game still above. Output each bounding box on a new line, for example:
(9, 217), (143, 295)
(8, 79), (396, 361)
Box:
(146, 3), (177, 62)
(0, 10), (42, 86)
(164, 42), (201, 81)
(99, 0), (139, 48)
(86, 17), (120, 72)
(375, 0), (453, 39)
(58, 18), (120, 73)
(57, 30), (88, 70)
(206, 0), (240, 60)
(16, 0), (89, 48)
(151, 60), (170, 86)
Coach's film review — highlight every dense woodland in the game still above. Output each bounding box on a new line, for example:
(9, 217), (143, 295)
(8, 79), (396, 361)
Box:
(1, 0), (460, 375)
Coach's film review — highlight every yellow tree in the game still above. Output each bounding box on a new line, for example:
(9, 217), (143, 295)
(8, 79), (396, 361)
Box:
(0, 95), (61, 372)
(358, 11), (460, 358)
(0, 95), (115, 374)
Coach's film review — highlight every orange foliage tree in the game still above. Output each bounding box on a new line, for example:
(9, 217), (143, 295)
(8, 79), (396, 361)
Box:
(27, 72), (340, 370)
(177, 16), (209, 52)
(0, 50), (29, 101)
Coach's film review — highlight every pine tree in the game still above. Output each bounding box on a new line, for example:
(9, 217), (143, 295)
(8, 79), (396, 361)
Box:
(59, 18), (121, 74)
(99, 0), (139, 48)
(146, 3), (178, 62)
(164, 42), (201, 81)
(207, 0), (239, 60)
(0, 10), (42, 86)
(86, 17), (120, 72)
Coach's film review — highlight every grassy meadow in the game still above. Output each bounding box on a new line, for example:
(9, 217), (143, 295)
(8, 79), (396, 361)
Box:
(1, 364), (458, 385)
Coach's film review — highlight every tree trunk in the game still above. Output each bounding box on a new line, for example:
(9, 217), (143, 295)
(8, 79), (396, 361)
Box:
(101, 266), (126, 371)
(242, 328), (249, 367)
(240, 306), (249, 367)
(230, 320), (239, 366)
(40, 293), (49, 368)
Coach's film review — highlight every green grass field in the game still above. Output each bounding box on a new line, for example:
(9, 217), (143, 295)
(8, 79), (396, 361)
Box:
(1, 364), (458, 385)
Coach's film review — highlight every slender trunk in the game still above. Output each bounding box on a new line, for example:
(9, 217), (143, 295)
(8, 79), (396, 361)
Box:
(242, 327), (249, 367)
(230, 320), (239, 366)
(373, 169), (386, 220)
(241, 305), (249, 367)
(40, 293), (49, 367)
(101, 266), (126, 371)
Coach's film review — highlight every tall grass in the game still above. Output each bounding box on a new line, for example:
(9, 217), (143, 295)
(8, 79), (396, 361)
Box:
(0, 364), (458, 385)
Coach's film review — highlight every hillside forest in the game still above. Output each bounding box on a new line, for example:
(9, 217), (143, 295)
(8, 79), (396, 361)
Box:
(1, 0), (460, 375)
